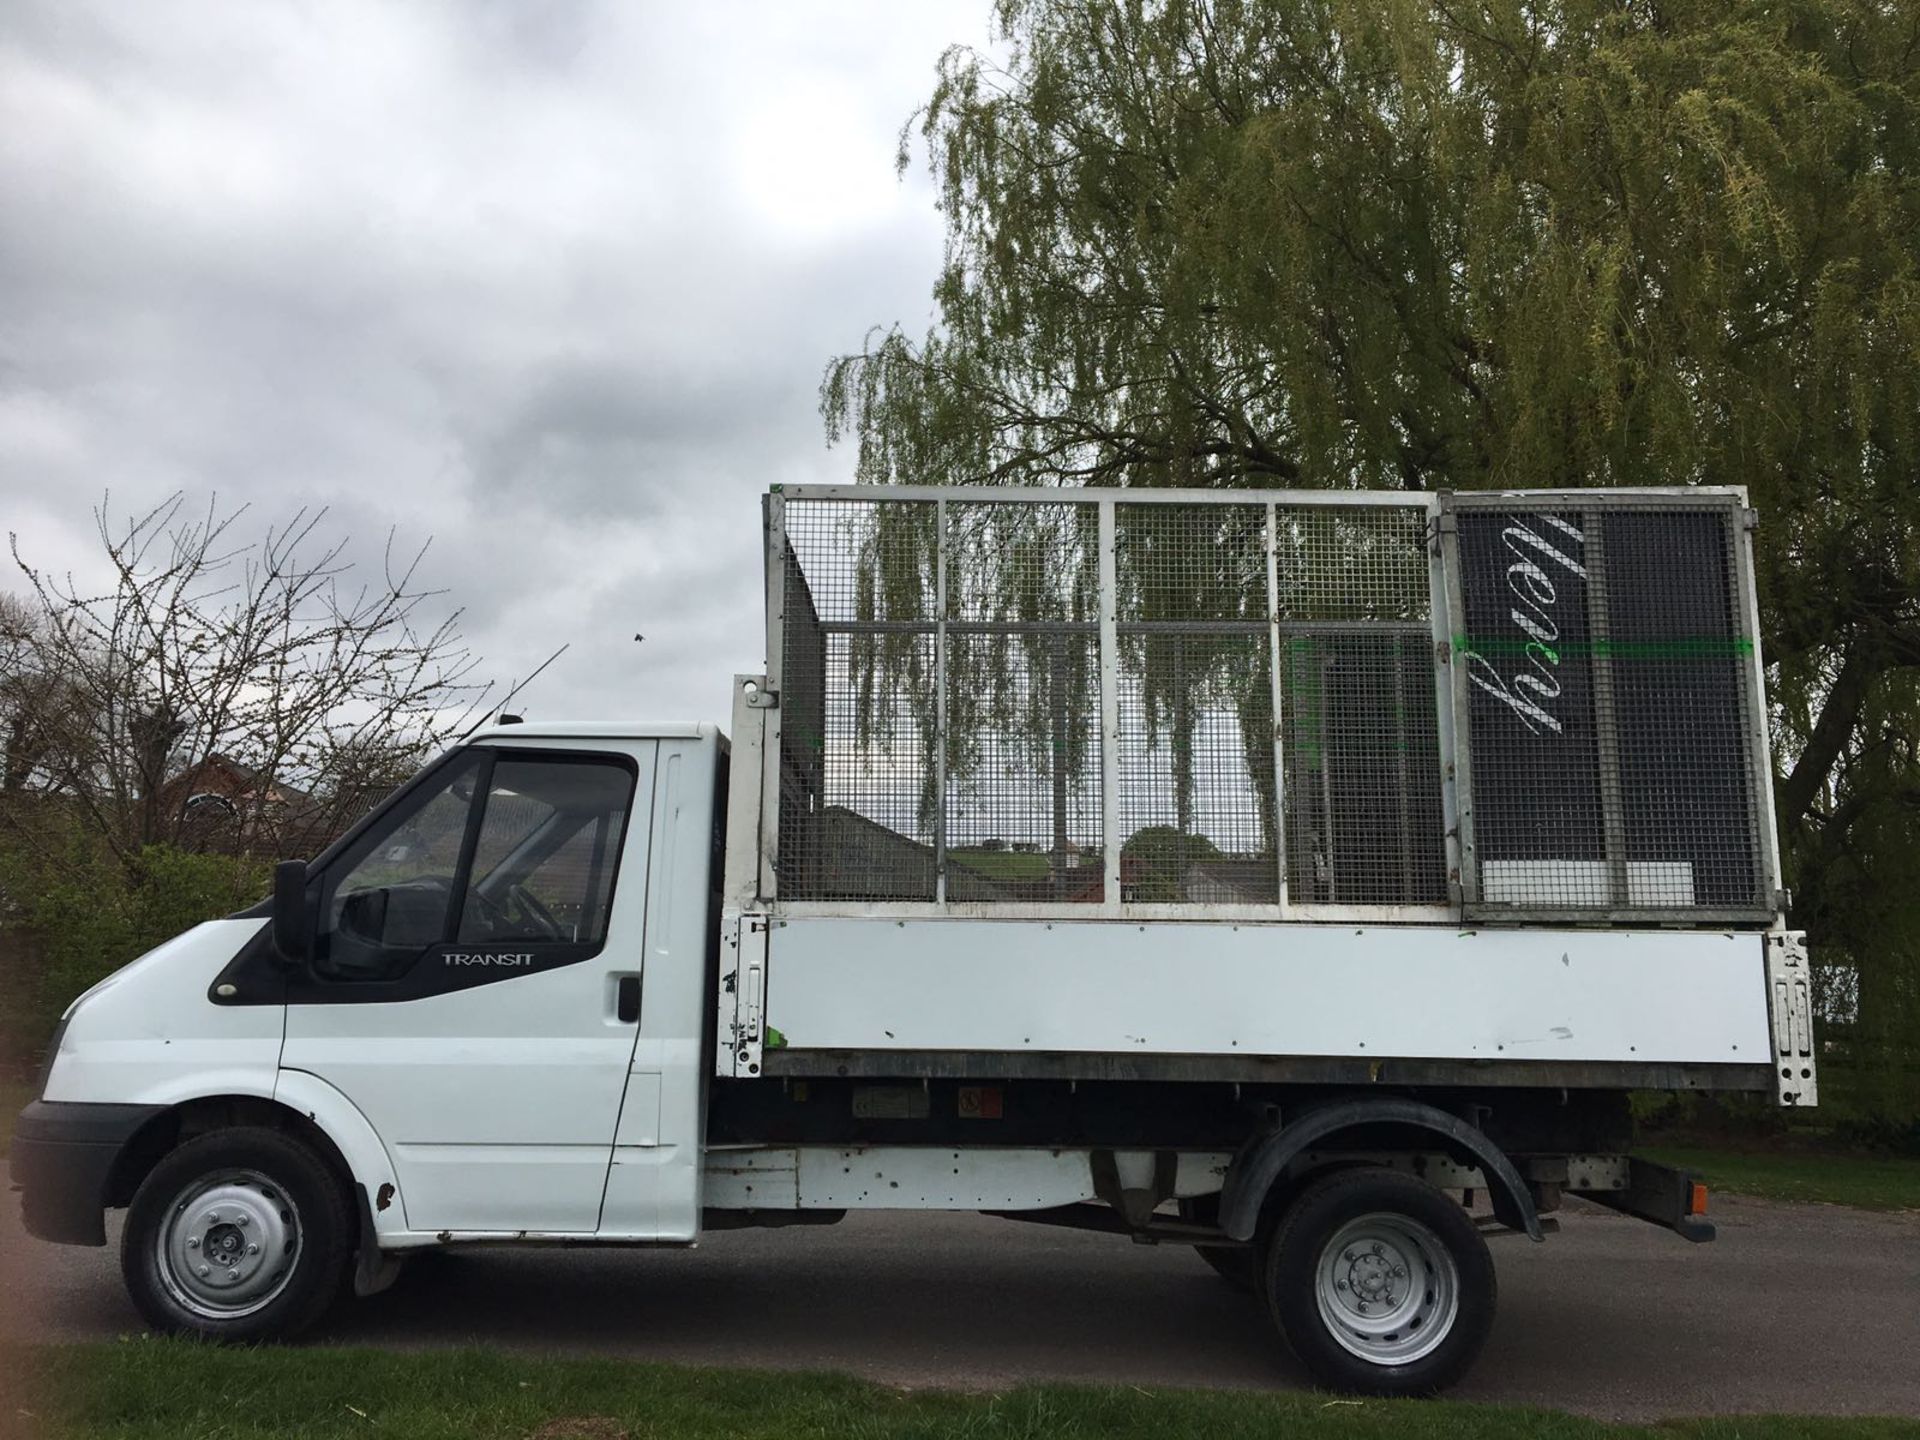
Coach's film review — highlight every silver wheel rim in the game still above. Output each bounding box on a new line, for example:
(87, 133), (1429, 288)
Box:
(155, 1169), (302, 1320)
(1313, 1211), (1459, 1366)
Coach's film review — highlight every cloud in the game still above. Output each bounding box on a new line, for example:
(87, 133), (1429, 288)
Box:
(0, 0), (983, 729)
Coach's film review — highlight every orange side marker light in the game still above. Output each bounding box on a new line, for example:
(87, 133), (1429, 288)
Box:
(1688, 1182), (1709, 1216)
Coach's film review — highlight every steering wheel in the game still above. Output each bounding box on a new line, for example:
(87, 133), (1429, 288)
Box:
(465, 883), (563, 941)
(505, 882), (563, 940)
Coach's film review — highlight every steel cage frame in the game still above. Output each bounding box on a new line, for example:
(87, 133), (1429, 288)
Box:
(754, 483), (1781, 928)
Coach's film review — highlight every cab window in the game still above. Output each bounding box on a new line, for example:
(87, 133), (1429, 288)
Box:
(457, 759), (631, 947)
(317, 754), (484, 980)
(312, 750), (635, 983)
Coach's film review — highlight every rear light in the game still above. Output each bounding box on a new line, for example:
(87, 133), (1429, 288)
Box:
(1688, 1182), (1709, 1216)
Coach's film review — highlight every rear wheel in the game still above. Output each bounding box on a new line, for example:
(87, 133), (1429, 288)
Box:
(1264, 1168), (1494, 1397)
(122, 1126), (353, 1342)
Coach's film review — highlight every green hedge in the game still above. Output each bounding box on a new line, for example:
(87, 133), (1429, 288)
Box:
(0, 834), (266, 1069)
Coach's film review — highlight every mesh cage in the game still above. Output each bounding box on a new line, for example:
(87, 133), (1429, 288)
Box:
(767, 486), (1774, 923)
(1445, 494), (1771, 918)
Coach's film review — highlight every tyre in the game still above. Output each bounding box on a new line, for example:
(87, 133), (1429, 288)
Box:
(121, 1126), (353, 1342)
(1264, 1168), (1495, 1397)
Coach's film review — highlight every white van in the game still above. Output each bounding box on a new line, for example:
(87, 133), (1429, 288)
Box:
(11, 485), (1816, 1397)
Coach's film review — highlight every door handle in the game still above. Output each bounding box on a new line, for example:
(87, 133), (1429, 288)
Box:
(616, 975), (641, 1024)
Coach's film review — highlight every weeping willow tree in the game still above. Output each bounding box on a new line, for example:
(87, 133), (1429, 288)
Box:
(823, 0), (1920, 1129)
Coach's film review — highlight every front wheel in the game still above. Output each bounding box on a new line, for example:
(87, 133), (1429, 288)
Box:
(1264, 1168), (1495, 1397)
(121, 1126), (353, 1342)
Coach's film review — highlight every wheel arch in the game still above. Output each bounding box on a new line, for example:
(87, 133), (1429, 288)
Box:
(104, 1077), (399, 1240)
(1218, 1098), (1541, 1243)
(105, 1094), (356, 1211)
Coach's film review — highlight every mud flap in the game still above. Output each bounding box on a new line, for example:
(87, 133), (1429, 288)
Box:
(353, 1184), (406, 1297)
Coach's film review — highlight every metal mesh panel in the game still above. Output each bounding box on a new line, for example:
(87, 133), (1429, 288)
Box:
(775, 492), (1449, 910)
(1274, 507), (1445, 906)
(1603, 508), (1764, 907)
(946, 631), (1104, 900)
(946, 501), (1098, 625)
(1115, 504), (1274, 903)
(1113, 635), (1274, 902)
(945, 502), (1103, 902)
(1450, 497), (1768, 915)
(1282, 629), (1447, 905)
(778, 500), (939, 901)
(777, 544), (826, 896)
(1275, 506), (1431, 622)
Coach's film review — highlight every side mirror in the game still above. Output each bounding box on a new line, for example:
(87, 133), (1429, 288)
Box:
(337, 887), (390, 944)
(272, 860), (310, 966)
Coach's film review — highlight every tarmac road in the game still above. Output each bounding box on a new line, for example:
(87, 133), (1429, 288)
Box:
(5, 1194), (1917, 1422)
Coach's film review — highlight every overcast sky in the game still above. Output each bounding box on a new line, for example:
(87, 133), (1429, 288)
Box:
(1, 1), (985, 729)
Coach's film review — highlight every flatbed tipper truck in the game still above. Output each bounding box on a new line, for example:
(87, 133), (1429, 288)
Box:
(12, 485), (1817, 1395)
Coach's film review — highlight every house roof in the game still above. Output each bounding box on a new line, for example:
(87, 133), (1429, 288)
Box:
(168, 753), (310, 803)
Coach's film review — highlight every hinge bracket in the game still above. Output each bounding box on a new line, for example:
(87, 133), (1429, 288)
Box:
(1764, 932), (1817, 1107)
(719, 912), (770, 1077)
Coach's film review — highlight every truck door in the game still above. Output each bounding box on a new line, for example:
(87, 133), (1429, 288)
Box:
(597, 736), (721, 1241)
(280, 740), (653, 1233)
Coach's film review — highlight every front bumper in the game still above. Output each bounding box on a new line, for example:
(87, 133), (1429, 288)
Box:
(10, 1101), (165, 1246)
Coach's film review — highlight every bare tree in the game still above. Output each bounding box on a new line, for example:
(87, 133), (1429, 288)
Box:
(1, 494), (487, 870)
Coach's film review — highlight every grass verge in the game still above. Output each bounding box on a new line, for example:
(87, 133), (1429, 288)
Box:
(1642, 1146), (1920, 1212)
(10, 1341), (1920, 1440)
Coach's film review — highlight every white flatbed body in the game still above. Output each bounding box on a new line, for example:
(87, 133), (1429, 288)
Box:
(714, 484), (1813, 1100)
(755, 915), (1770, 1065)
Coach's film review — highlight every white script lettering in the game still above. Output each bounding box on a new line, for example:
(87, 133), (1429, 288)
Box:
(1465, 516), (1587, 735)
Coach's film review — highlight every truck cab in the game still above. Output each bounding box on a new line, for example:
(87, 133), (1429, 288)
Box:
(15, 725), (726, 1314)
